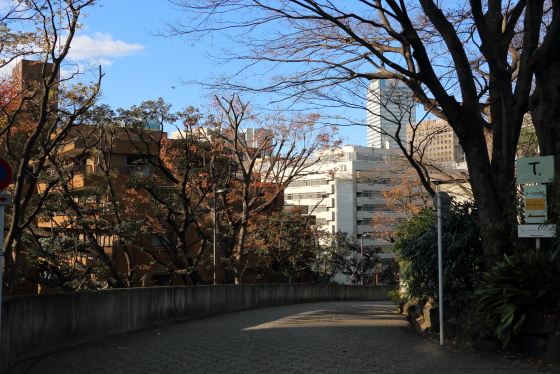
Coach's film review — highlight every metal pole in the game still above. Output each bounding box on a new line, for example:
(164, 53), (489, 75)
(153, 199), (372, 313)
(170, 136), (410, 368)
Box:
(536, 238), (541, 252)
(437, 193), (444, 345)
(0, 205), (4, 345)
(360, 235), (364, 286)
(213, 190), (217, 285)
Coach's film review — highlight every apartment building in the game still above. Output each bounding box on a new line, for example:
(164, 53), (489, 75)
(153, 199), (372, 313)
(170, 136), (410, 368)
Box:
(366, 79), (416, 149)
(33, 124), (179, 290)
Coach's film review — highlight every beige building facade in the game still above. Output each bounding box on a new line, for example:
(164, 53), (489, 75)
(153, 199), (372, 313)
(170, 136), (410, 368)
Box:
(406, 118), (466, 164)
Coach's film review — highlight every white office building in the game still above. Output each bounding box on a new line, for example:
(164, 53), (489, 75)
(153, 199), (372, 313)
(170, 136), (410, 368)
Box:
(367, 79), (416, 149)
(284, 145), (410, 282)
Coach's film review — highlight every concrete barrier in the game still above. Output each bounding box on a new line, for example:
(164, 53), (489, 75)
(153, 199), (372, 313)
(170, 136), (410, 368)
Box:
(1, 284), (394, 374)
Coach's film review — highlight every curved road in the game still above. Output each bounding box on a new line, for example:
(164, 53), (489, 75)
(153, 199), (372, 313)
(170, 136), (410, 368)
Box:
(28, 301), (548, 374)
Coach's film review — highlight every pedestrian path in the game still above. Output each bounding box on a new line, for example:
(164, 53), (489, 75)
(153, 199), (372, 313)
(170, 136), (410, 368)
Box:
(26, 301), (550, 373)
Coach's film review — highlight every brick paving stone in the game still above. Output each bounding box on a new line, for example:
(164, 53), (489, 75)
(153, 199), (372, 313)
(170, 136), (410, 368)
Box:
(25, 301), (556, 374)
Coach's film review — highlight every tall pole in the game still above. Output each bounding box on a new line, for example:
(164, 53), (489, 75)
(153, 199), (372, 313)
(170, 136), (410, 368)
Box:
(0, 205), (4, 345)
(437, 193), (444, 345)
(0, 160), (14, 352)
(213, 190), (217, 285)
(360, 235), (364, 285)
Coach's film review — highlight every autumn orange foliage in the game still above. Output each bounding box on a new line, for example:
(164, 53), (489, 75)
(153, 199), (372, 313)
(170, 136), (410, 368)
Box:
(370, 165), (431, 243)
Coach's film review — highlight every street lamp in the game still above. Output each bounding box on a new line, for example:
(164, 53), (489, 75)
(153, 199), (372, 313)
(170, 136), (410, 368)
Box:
(213, 188), (230, 285)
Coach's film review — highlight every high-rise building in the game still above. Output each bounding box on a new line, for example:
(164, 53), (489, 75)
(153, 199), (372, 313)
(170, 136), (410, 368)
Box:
(366, 79), (416, 149)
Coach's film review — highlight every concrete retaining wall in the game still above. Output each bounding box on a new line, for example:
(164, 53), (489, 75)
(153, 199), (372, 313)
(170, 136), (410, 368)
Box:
(1, 284), (394, 374)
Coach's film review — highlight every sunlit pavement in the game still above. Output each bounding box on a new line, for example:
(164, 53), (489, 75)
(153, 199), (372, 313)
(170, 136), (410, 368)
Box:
(26, 301), (552, 374)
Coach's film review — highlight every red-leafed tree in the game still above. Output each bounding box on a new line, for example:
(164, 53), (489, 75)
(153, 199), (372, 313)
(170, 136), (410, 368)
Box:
(211, 95), (341, 283)
(1, 0), (101, 295)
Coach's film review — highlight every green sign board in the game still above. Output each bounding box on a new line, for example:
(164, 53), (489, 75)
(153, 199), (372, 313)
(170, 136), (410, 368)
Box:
(516, 155), (555, 184)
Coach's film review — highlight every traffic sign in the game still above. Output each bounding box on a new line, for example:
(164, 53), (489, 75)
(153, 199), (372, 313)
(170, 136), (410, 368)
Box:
(516, 155), (554, 184)
(0, 158), (12, 191)
(0, 193), (12, 205)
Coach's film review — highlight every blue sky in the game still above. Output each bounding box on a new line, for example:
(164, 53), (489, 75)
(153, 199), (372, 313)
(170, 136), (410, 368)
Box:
(67, 0), (378, 145)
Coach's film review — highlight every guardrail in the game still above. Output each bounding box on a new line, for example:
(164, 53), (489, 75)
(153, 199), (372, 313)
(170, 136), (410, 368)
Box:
(1, 284), (394, 374)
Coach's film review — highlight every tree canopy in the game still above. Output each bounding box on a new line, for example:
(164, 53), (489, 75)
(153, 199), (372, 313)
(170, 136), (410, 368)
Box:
(167, 0), (560, 264)
(1, 0), (101, 294)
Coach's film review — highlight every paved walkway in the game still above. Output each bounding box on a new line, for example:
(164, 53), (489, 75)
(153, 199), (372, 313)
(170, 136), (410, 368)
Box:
(27, 301), (552, 374)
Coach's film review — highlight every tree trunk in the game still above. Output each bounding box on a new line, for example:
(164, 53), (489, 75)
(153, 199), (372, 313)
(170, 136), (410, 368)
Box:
(451, 109), (511, 266)
(234, 223), (248, 284)
(188, 271), (204, 285)
(531, 59), (560, 173)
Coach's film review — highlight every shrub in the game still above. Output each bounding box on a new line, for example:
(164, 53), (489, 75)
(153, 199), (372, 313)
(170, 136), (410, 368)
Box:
(393, 200), (484, 311)
(475, 249), (560, 347)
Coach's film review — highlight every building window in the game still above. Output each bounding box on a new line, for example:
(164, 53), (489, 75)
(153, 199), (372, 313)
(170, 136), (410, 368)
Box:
(152, 235), (172, 248)
(126, 155), (151, 176)
(285, 192), (327, 200)
(316, 218), (328, 225)
(360, 190), (381, 198)
(313, 206), (330, 212)
(358, 218), (374, 225)
(287, 178), (329, 188)
(358, 204), (393, 212)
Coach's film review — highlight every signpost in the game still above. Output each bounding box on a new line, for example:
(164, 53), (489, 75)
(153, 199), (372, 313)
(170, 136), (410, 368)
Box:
(0, 157), (13, 351)
(516, 156), (555, 250)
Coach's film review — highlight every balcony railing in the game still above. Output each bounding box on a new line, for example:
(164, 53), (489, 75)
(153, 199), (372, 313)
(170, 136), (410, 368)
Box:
(61, 164), (94, 174)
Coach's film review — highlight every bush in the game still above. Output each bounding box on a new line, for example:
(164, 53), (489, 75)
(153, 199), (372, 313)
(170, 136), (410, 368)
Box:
(475, 249), (560, 347)
(393, 200), (484, 311)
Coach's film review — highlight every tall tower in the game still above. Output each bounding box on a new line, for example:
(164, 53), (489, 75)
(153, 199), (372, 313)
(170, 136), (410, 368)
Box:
(366, 79), (416, 149)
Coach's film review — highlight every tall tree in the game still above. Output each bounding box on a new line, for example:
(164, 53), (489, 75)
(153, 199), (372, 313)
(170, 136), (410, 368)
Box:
(1, 0), (101, 294)
(119, 99), (221, 285)
(26, 118), (131, 291)
(244, 209), (322, 283)
(113, 96), (340, 285)
(213, 95), (341, 283)
(167, 0), (559, 265)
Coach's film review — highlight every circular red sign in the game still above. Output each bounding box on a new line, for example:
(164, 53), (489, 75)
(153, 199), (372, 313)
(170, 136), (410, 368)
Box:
(0, 158), (13, 191)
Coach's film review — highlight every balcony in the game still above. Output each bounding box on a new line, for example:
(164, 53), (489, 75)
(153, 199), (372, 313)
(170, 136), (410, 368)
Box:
(126, 164), (151, 176)
(36, 214), (71, 228)
(36, 165), (94, 193)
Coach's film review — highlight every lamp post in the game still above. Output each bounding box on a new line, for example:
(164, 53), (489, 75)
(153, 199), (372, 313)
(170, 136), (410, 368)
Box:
(213, 188), (230, 285)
